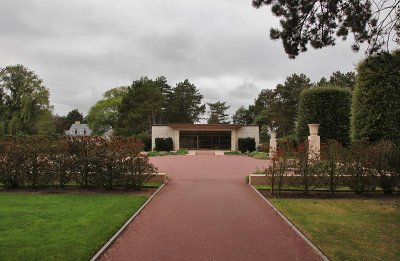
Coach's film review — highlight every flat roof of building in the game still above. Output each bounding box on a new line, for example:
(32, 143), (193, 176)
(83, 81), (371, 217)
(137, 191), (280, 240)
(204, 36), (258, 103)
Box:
(153, 124), (258, 131)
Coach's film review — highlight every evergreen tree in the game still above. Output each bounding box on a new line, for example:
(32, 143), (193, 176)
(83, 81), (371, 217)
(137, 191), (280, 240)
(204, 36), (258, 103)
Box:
(232, 106), (254, 125)
(207, 101), (230, 124)
(116, 77), (163, 135)
(252, 73), (311, 136)
(166, 80), (206, 123)
(317, 71), (356, 91)
(252, 0), (400, 58)
(352, 50), (400, 145)
(66, 109), (84, 124)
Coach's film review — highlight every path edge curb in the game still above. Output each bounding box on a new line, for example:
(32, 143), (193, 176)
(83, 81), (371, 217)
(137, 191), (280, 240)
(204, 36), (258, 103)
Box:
(90, 179), (169, 261)
(249, 184), (330, 261)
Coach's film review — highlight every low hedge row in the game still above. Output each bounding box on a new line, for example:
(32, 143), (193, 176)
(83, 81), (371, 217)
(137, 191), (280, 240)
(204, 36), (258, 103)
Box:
(0, 136), (156, 190)
(238, 138), (256, 153)
(265, 140), (400, 194)
(155, 137), (174, 152)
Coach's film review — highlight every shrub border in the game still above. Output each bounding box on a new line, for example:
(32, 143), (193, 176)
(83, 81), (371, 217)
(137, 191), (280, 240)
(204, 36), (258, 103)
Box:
(248, 184), (330, 261)
(90, 178), (169, 261)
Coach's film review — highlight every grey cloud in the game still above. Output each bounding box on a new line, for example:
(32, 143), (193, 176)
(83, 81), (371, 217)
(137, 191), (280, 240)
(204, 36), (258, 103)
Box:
(0, 0), (369, 116)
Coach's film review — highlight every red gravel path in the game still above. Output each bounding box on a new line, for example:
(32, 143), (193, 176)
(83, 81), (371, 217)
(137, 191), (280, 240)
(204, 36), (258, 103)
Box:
(101, 155), (321, 261)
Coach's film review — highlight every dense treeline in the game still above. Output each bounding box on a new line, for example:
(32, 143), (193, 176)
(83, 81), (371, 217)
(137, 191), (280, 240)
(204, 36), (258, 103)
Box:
(2, 50), (398, 153)
(114, 77), (206, 136)
(262, 51), (400, 195)
(0, 136), (156, 190)
(232, 71), (355, 142)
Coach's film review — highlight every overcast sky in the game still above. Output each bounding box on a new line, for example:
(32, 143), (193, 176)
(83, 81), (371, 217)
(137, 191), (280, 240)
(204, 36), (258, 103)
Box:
(0, 0), (366, 118)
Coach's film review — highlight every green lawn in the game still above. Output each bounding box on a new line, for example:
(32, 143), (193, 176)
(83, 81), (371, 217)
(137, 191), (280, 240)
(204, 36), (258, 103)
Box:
(270, 198), (400, 261)
(0, 193), (148, 261)
(254, 185), (351, 191)
(142, 182), (162, 188)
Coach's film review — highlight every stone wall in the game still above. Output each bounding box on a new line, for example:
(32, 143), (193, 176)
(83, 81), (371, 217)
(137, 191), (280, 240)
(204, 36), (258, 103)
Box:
(151, 126), (175, 150)
(236, 126), (260, 149)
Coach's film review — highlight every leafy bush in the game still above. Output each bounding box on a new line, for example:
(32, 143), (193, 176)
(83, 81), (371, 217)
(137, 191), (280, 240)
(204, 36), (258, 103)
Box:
(0, 136), (156, 190)
(147, 151), (161, 157)
(224, 151), (242, 155)
(343, 140), (377, 193)
(123, 154), (156, 189)
(134, 133), (152, 151)
(247, 151), (269, 159)
(277, 134), (298, 148)
(0, 137), (26, 188)
(238, 137), (256, 153)
(262, 139), (399, 194)
(155, 137), (173, 152)
(320, 140), (344, 192)
(297, 85), (352, 145)
(257, 143), (270, 153)
(367, 140), (396, 194)
(352, 50), (400, 145)
(176, 148), (189, 155)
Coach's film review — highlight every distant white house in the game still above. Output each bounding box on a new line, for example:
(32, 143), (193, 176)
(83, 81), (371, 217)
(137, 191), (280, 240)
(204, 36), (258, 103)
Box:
(65, 121), (92, 136)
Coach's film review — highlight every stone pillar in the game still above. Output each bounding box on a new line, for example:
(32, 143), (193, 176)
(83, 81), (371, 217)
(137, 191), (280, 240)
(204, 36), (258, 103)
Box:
(231, 130), (237, 151)
(308, 124), (320, 160)
(174, 130), (180, 151)
(269, 131), (277, 159)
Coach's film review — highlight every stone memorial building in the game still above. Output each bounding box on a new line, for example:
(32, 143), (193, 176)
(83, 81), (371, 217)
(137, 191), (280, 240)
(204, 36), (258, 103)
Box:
(152, 124), (259, 151)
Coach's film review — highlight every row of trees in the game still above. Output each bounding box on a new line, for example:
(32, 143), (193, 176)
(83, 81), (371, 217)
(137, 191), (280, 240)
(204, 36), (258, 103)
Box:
(114, 77), (206, 135)
(234, 50), (399, 149)
(0, 65), (233, 138)
(2, 50), (397, 150)
(231, 70), (356, 141)
(0, 136), (156, 190)
(262, 50), (400, 195)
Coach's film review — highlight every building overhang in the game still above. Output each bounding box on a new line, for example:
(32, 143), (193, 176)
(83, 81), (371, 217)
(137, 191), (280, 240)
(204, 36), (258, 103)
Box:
(154, 124), (247, 131)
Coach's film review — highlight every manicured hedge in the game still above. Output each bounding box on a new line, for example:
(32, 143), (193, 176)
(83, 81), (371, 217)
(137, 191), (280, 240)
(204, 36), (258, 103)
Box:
(352, 50), (400, 145)
(0, 136), (156, 190)
(297, 86), (351, 145)
(155, 137), (174, 151)
(238, 137), (256, 153)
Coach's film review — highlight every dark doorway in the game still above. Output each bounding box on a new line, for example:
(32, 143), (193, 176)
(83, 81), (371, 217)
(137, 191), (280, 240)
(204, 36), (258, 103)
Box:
(179, 131), (231, 150)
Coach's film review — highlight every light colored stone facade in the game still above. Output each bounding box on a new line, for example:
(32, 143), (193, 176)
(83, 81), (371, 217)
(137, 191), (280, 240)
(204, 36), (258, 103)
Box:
(236, 126), (260, 149)
(151, 126), (175, 150)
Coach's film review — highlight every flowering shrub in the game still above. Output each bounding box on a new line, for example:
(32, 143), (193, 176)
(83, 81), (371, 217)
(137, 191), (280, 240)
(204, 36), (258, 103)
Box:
(0, 136), (156, 190)
(264, 139), (399, 194)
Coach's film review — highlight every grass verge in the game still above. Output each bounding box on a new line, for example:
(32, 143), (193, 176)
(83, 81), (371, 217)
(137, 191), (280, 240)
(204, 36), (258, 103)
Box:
(148, 148), (188, 157)
(270, 198), (400, 261)
(224, 151), (269, 159)
(0, 193), (148, 261)
(254, 185), (351, 191)
(142, 182), (162, 188)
